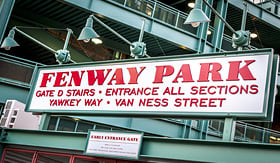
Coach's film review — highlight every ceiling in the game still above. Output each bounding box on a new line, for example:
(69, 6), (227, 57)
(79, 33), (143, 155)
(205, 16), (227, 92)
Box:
(1, 0), (280, 65)
(0, 0), (194, 65)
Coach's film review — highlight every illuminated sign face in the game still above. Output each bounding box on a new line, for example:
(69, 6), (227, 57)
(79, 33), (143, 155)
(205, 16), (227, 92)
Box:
(26, 50), (278, 120)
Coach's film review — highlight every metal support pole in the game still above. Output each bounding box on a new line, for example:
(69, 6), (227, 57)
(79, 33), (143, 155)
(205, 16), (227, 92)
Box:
(38, 113), (50, 130)
(241, 2), (248, 31)
(222, 117), (236, 141)
(243, 123), (247, 141)
(199, 120), (205, 139)
(204, 120), (209, 140)
(151, 1), (157, 18)
(202, 0), (237, 35)
(91, 15), (132, 45)
(138, 18), (146, 42)
(186, 120), (192, 138)
(74, 120), (79, 132)
(212, 0), (228, 52)
(54, 117), (60, 131)
(13, 27), (56, 53)
(63, 28), (72, 50)
(262, 128), (266, 143)
(238, 2), (248, 51)
(197, 0), (212, 53)
(181, 120), (187, 138)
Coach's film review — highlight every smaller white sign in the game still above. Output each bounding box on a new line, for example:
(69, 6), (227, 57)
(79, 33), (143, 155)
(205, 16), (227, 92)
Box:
(85, 131), (143, 159)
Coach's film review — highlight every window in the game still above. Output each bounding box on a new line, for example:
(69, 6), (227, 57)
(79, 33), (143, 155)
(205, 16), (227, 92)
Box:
(76, 122), (93, 132)
(0, 60), (34, 84)
(95, 124), (112, 130)
(47, 116), (58, 130)
(57, 118), (76, 132)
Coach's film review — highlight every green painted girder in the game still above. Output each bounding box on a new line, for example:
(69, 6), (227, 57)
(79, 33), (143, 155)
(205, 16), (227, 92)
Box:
(1, 128), (280, 163)
(213, 0), (228, 52)
(0, 0), (15, 44)
(228, 0), (280, 29)
(62, 0), (215, 52)
(72, 116), (186, 138)
(0, 83), (29, 103)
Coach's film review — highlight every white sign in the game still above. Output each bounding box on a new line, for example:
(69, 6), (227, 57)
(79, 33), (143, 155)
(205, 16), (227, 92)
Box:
(26, 52), (276, 118)
(85, 131), (142, 159)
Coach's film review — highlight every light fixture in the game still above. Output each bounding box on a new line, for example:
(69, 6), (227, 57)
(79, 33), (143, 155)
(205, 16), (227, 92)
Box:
(184, 0), (210, 27)
(188, 2), (195, 9)
(78, 15), (100, 43)
(78, 14), (150, 59)
(72, 118), (80, 121)
(91, 38), (103, 44)
(250, 33), (258, 39)
(185, 0), (250, 49)
(270, 136), (277, 140)
(207, 30), (212, 35)
(0, 28), (19, 50)
(1, 27), (75, 64)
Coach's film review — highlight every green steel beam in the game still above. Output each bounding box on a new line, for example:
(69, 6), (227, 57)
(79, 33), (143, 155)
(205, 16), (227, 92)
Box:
(62, 0), (215, 52)
(1, 129), (280, 162)
(222, 117), (236, 141)
(197, 0), (212, 53)
(0, 0), (15, 44)
(228, 0), (280, 29)
(72, 116), (186, 138)
(185, 120), (192, 138)
(141, 136), (280, 163)
(38, 113), (51, 130)
(0, 83), (29, 104)
(212, 0), (228, 52)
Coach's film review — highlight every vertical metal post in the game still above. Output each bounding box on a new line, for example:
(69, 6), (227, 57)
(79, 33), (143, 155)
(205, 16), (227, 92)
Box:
(186, 120), (192, 138)
(0, 0), (15, 44)
(238, 2), (248, 51)
(151, 1), (157, 18)
(222, 117), (236, 141)
(138, 18), (146, 42)
(197, 0), (212, 53)
(38, 113), (50, 130)
(63, 28), (72, 50)
(124, 0), (127, 7)
(262, 128), (266, 143)
(54, 117), (60, 131)
(0, 105), (3, 117)
(199, 120), (205, 139)
(204, 120), (209, 140)
(243, 123), (247, 140)
(274, 2), (279, 15)
(74, 120), (79, 132)
(212, 0), (228, 52)
(181, 120), (187, 138)
(175, 12), (180, 27)
(222, 2), (247, 138)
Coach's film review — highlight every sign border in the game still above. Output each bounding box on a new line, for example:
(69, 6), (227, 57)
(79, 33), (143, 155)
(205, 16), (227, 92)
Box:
(84, 130), (144, 160)
(25, 48), (276, 120)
